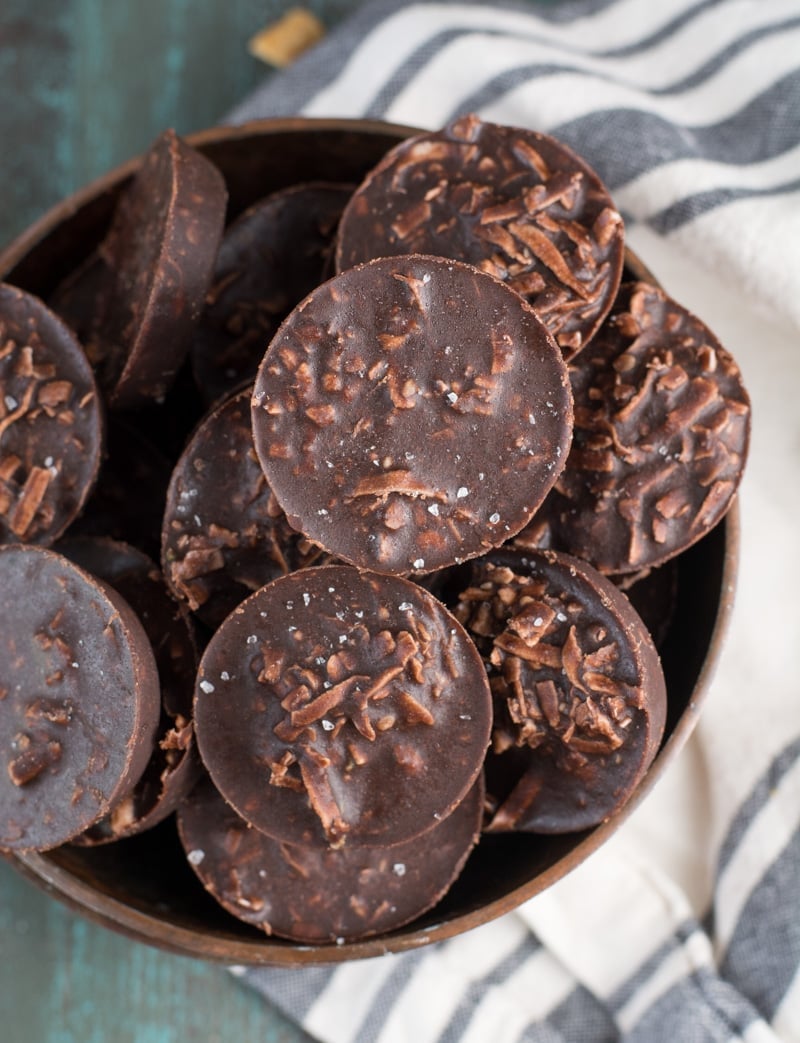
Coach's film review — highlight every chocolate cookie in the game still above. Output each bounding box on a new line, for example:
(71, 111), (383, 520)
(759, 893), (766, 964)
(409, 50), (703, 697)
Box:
(57, 537), (199, 843)
(0, 545), (161, 850)
(191, 182), (353, 404)
(51, 129), (227, 410)
(0, 284), (102, 546)
(251, 254), (573, 576)
(177, 772), (483, 944)
(336, 114), (624, 358)
(162, 386), (329, 630)
(449, 548), (666, 833)
(538, 282), (751, 573)
(193, 566), (491, 848)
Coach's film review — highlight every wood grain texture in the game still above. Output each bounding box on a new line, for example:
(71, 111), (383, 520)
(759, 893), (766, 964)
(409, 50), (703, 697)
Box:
(0, 0), (301, 249)
(0, 859), (314, 1042)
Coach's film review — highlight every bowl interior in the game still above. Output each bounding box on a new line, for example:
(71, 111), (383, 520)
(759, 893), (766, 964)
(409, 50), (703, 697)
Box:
(0, 118), (738, 965)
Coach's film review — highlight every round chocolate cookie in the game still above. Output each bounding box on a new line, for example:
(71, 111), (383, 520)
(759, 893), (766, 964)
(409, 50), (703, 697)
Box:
(51, 129), (227, 410)
(0, 545), (161, 851)
(177, 772), (483, 944)
(251, 254), (572, 576)
(538, 282), (751, 574)
(162, 386), (329, 630)
(449, 548), (666, 834)
(193, 566), (492, 848)
(191, 182), (354, 404)
(336, 114), (625, 358)
(0, 283), (102, 546)
(57, 538), (199, 843)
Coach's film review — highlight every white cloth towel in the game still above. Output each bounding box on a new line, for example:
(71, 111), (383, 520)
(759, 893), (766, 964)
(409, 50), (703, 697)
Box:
(228, 2), (800, 1039)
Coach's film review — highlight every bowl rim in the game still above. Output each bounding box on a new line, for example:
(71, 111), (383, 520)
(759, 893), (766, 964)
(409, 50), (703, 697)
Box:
(0, 115), (740, 965)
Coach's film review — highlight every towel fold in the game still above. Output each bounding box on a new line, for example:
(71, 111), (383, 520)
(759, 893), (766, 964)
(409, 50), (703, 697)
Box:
(227, 2), (800, 1039)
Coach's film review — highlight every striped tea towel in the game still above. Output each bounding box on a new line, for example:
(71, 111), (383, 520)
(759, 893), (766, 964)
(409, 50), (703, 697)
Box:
(227, 1), (800, 1039)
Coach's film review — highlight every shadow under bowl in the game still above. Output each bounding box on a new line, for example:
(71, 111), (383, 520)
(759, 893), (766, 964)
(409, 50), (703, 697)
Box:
(0, 117), (739, 965)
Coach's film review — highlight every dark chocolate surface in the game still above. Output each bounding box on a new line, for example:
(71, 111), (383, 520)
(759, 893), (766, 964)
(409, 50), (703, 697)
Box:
(0, 545), (161, 850)
(251, 254), (573, 576)
(536, 282), (751, 573)
(191, 182), (353, 404)
(336, 114), (625, 358)
(177, 772), (483, 944)
(194, 566), (492, 848)
(0, 283), (102, 546)
(162, 386), (328, 630)
(51, 129), (227, 410)
(57, 538), (199, 843)
(449, 548), (666, 833)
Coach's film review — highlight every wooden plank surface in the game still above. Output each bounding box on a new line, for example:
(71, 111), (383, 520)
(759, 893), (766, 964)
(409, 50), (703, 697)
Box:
(0, 859), (311, 1043)
(0, 0), (332, 250)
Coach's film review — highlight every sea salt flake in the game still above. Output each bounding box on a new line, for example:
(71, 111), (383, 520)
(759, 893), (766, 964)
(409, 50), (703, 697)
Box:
(427, 503), (439, 516)
(456, 487), (468, 498)
(199, 680), (215, 694)
(534, 617), (543, 626)
(412, 558), (425, 569)
(398, 602), (413, 612)
(4, 395), (17, 410)
(43, 456), (53, 467)
(246, 635), (258, 645)
(220, 671), (230, 681)
(303, 593), (311, 606)
(489, 512), (500, 524)
(392, 863), (407, 877)
(446, 391), (458, 404)
(321, 719), (335, 731)
(187, 849), (205, 866)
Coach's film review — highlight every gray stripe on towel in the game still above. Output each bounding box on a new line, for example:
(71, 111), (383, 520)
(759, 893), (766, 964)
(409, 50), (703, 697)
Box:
(240, 964), (337, 1021)
(434, 934), (541, 1043)
(720, 823), (800, 1022)
(519, 985), (618, 1043)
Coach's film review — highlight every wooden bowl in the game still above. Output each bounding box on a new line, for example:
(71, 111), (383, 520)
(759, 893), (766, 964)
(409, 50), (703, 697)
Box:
(0, 118), (739, 965)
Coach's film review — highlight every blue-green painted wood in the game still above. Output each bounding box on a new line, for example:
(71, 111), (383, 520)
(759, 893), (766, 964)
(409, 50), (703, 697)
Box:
(0, 859), (312, 1043)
